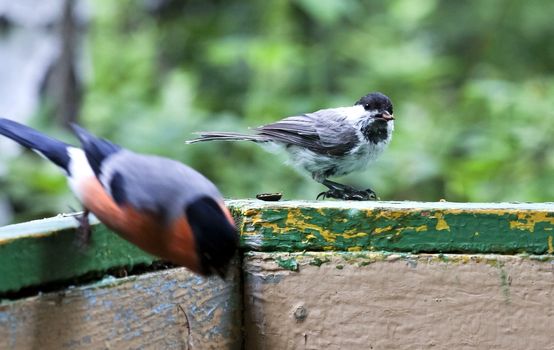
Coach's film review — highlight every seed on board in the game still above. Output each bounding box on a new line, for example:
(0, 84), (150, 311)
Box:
(256, 192), (283, 201)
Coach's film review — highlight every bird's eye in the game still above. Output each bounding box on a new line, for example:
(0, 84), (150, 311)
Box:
(364, 103), (371, 110)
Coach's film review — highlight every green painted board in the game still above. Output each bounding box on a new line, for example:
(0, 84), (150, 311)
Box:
(0, 213), (156, 294)
(2, 200), (554, 294)
(229, 200), (554, 254)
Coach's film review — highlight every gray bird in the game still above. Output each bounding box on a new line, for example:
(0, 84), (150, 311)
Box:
(0, 118), (238, 277)
(187, 92), (394, 200)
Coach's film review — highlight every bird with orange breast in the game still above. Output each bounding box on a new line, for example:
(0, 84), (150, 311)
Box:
(0, 118), (238, 278)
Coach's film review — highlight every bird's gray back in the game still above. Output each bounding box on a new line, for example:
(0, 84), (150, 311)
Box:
(257, 108), (361, 156)
(99, 150), (222, 222)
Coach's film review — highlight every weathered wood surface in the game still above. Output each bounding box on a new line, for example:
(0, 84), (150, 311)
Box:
(243, 251), (554, 350)
(0, 265), (241, 350)
(0, 213), (156, 294)
(2, 200), (554, 294)
(230, 200), (554, 254)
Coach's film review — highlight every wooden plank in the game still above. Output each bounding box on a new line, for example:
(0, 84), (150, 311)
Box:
(0, 213), (156, 294)
(3, 200), (554, 294)
(230, 200), (554, 254)
(243, 251), (554, 350)
(0, 265), (241, 350)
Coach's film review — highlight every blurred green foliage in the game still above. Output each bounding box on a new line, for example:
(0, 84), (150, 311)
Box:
(2, 0), (554, 223)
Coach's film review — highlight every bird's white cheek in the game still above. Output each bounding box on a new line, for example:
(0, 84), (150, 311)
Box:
(66, 147), (95, 201)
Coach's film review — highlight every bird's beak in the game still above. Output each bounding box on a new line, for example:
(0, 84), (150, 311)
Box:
(381, 111), (394, 121)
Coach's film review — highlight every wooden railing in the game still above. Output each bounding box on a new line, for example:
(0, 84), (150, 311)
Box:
(1, 200), (554, 349)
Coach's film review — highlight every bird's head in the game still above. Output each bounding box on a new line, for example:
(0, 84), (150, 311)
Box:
(186, 196), (239, 279)
(355, 92), (395, 144)
(355, 92), (394, 121)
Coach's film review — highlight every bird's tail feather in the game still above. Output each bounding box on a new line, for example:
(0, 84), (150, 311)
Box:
(70, 123), (121, 177)
(0, 118), (71, 171)
(186, 132), (266, 144)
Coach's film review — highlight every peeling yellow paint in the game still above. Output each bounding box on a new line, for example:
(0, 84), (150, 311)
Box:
(373, 226), (393, 234)
(343, 232), (368, 239)
(243, 210), (282, 236)
(285, 209), (337, 243)
(373, 224), (429, 235)
(434, 212), (450, 231)
(238, 205), (554, 254)
(373, 210), (418, 220)
(548, 236), (553, 254)
(398, 225), (428, 234)
(509, 211), (554, 232)
(243, 208), (258, 217)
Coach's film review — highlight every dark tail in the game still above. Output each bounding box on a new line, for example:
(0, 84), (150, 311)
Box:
(70, 123), (121, 177)
(186, 131), (266, 144)
(0, 118), (71, 172)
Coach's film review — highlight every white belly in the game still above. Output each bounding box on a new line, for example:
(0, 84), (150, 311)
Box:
(285, 140), (389, 181)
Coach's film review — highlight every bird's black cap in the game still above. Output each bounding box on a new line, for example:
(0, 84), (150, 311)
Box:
(355, 92), (393, 115)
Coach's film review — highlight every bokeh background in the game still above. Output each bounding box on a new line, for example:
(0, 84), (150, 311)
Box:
(1, 0), (554, 225)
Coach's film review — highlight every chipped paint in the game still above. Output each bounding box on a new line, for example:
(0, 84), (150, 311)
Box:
(373, 226), (394, 234)
(509, 211), (554, 232)
(246, 251), (554, 272)
(0, 221), (156, 294)
(433, 212), (450, 231)
(498, 265), (511, 304)
(232, 201), (554, 255)
(244, 250), (554, 349)
(275, 257), (299, 271)
(3, 200), (554, 294)
(0, 267), (242, 349)
(308, 256), (330, 267)
(347, 246), (362, 252)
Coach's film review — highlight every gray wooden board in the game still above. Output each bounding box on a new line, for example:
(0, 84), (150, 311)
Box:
(0, 265), (241, 350)
(243, 252), (554, 350)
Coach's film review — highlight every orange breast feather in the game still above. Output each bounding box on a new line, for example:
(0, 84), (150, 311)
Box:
(79, 176), (201, 273)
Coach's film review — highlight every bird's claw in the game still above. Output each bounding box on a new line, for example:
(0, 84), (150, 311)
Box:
(73, 210), (92, 250)
(317, 187), (377, 201)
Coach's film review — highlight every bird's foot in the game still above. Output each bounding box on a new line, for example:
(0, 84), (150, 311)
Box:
(73, 209), (92, 250)
(317, 187), (377, 201)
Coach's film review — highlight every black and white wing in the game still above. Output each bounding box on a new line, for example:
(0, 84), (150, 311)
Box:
(256, 108), (360, 156)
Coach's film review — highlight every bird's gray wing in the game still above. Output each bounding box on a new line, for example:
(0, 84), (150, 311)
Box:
(256, 110), (359, 156)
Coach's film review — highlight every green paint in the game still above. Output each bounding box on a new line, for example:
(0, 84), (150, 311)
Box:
(308, 256), (330, 267)
(498, 265), (511, 304)
(275, 257), (299, 271)
(251, 251), (554, 275)
(0, 216), (156, 294)
(230, 200), (554, 255)
(4, 200), (554, 294)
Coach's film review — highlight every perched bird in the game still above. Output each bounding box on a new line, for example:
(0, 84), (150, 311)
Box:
(187, 92), (394, 200)
(0, 118), (238, 278)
